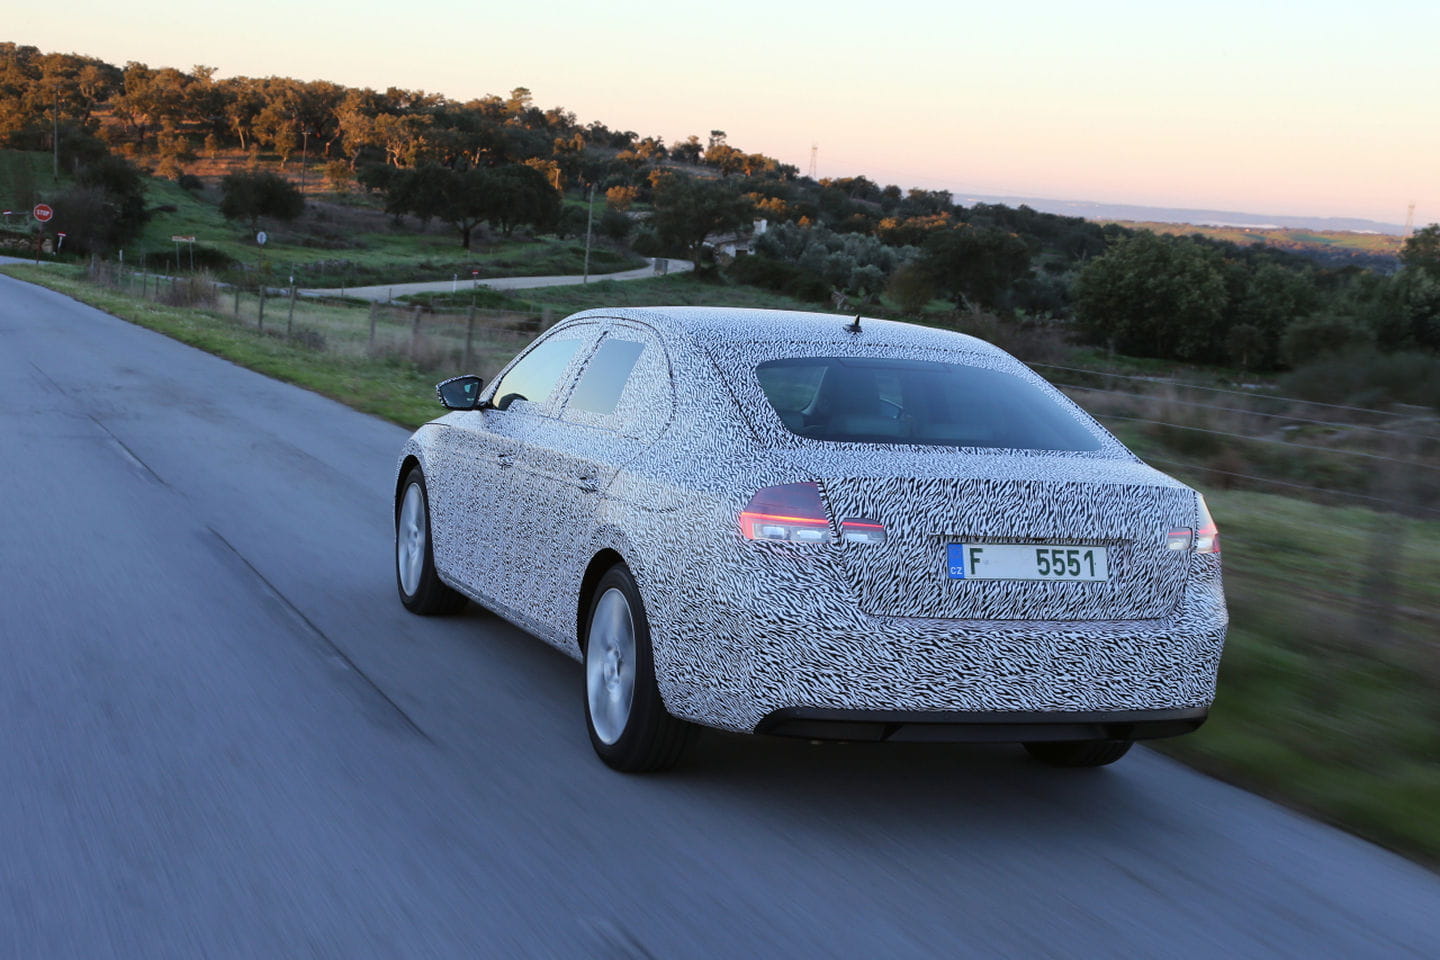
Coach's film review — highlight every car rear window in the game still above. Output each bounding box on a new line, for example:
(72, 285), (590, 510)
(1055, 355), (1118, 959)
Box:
(755, 356), (1104, 451)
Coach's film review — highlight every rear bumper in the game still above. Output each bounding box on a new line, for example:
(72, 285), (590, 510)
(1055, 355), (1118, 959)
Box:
(756, 706), (1208, 743)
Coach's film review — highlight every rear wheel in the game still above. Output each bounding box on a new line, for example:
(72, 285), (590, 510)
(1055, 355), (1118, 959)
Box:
(583, 564), (691, 772)
(395, 467), (467, 615)
(1023, 739), (1133, 767)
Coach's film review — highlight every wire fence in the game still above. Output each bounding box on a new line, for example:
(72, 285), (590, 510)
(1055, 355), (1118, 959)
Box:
(84, 260), (545, 382)
(1027, 360), (1440, 518)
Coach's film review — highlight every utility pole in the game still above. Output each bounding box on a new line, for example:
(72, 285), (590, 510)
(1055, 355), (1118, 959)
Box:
(298, 128), (309, 196)
(582, 183), (595, 284)
(808, 143), (818, 180)
(53, 91), (60, 178)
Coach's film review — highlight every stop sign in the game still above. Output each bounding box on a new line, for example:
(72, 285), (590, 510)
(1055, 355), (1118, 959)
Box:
(33, 203), (54, 223)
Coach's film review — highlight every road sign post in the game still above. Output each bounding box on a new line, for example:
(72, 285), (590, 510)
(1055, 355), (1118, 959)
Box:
(171, 235), (196, 272)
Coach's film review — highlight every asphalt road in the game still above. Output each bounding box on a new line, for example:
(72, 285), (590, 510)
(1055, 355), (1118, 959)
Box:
(2, 271), (1438, 959)
(299, 258), (693, 302)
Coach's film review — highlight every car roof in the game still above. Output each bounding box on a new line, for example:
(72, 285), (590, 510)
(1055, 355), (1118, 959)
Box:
(563, 306), (1011, 358)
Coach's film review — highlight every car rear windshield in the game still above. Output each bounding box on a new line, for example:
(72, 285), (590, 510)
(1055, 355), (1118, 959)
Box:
(755, 356), (1104, 451)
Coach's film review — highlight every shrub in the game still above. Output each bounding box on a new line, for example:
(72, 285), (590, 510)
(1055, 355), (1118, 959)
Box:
(1280, 313), (1374, 366)
(1281, 348), (1440, 410)
(220, 171), (304, 230)
(599, 207), (632, 241)
(726, 254), (829, 303)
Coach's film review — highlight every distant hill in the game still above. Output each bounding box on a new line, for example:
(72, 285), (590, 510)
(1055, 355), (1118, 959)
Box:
(1104, 221), (1402, 273)
(953, 194), (1408, 236)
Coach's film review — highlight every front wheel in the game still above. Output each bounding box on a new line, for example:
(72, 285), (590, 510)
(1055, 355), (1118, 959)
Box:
(395, 467), (466, 615)
(1023, 739), (1133, 767)
(583, 565), (691, 772)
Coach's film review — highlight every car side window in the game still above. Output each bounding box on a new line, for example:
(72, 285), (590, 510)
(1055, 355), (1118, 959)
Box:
(491, 336), (585, 412)
(568, 338), (645, 416)
(560, 328), (672, 438)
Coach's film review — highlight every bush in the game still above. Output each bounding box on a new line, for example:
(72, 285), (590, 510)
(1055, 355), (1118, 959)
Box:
(726, 254), (829, 303)
(177, 174), (204, 192)
(1281, 348), (1440, 410)
(50, 154), (152, 256)
(220, 171), (304, 231)
(599, 207), (632, 241)
(155, 274), (219, 308)
(1280, 313), (1374, 366)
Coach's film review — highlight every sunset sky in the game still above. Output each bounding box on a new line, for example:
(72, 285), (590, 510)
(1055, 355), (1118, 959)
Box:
(10, 0), (1437, 226)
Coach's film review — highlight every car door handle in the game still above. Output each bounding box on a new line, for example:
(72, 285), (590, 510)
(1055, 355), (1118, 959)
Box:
(496, 452), (515, 469)
(576, 474), (599, 493)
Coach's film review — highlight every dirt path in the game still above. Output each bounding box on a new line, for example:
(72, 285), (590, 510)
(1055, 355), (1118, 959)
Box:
(299, 257), (692, 302)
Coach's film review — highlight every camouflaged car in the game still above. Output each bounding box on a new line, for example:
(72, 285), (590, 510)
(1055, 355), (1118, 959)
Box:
(394, 308), (1226, 771)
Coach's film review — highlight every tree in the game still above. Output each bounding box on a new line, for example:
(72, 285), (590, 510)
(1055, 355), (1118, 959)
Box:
(485, 163), (559, 238)
(1074, 232), (1228, 361)
(605, 185), (638, 212)
(437, 167), (493, 249)
(1400, 224), (1440, 279)
(670, 135), (702, 165)
(887, 263), (937, 314)
(920, 224), (1031, 309)
(384, 163), (558, 247)
(51, 154), (150, 255)
(1232, 262), (1319, 368)
(220, 171), (303, 231)
(650, 173), (752, 269)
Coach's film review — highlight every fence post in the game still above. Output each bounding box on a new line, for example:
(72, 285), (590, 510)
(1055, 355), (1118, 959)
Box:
(233, 280), (241, 316)
(287, 284), (296, 336)
(368, 302), (378, 349)
(258, 286), (266, 333)
(409, 305), (423, 360)
(464, 304), (476, 371)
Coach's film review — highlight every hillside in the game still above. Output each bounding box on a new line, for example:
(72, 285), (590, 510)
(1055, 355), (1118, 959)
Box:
(1104, 220), (1402, 271)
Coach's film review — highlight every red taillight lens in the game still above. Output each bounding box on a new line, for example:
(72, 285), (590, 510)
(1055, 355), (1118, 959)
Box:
(740, 483), (832, 542)
(1195, 497), (1220, 554)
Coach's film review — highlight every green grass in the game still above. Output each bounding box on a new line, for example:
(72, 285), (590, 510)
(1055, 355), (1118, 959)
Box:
(4, 260), (1438, 868)
(1157, 488), (1440, 865)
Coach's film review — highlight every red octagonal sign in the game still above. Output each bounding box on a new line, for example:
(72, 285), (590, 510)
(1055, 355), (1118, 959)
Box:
(33, 203), (54, 223)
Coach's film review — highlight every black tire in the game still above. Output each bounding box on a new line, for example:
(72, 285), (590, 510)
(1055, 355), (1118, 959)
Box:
(395, 466), (467, 616)
(583, 564), (692, 772)
(1023, 739), (1133, 768)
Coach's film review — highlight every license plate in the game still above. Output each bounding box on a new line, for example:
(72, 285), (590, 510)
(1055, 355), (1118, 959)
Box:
(947, 543), (1109, 581)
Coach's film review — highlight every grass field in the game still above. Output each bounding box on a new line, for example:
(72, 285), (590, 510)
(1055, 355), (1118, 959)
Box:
(4, 260), (1437, 868)
(1106, 220), (1403, 258)
(1158, 489), (1439, 864)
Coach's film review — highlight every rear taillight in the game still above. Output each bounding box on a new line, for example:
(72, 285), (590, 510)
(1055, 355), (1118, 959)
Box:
(739, 483), (832, 542)
(739, 483), (887, 545)
(1194, 497), (1220, 554)
(1167, 497), (1220, 555)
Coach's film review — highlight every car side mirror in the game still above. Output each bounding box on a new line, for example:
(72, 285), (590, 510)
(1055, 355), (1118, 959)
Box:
(436, 375), (485, 410)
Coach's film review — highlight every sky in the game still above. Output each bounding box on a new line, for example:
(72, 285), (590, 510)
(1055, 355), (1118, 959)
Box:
(10, 0), (1438, 226)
